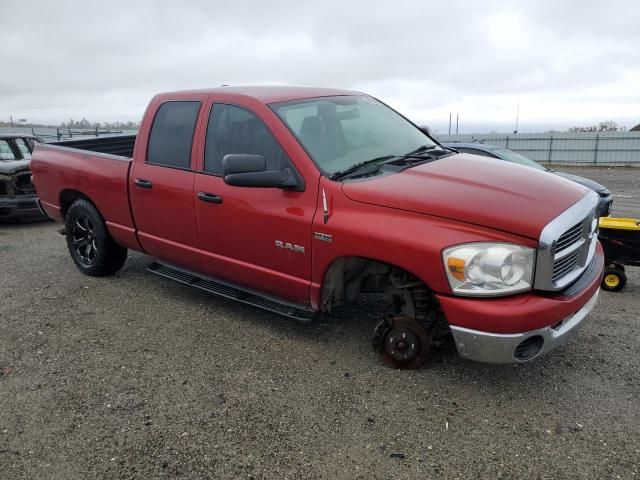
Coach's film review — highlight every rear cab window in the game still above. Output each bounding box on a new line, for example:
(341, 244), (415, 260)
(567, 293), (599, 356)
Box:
(147, 101), (201, 169)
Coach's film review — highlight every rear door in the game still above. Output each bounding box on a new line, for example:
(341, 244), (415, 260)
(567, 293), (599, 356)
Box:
(192, 101), (318, 303)
(129, 96), (208, 270)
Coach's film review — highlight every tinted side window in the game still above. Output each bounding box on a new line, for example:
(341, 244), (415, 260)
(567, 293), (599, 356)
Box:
(204, 104), (290, 174)
(147, 101), (201, 168)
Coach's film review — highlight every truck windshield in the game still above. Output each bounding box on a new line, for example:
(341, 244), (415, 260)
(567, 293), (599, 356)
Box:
(0, 140), (18, 160)
(272, 95), (440, 176)
(14, 138), (32, 159)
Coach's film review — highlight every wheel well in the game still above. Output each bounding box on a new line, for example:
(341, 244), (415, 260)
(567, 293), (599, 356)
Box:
(60, 190), (91, 218)
(320, 256), (432, 314)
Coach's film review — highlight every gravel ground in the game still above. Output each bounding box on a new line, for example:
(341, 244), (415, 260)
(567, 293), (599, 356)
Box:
(557, 166), (640, 218)
(1, 167), (639, 479)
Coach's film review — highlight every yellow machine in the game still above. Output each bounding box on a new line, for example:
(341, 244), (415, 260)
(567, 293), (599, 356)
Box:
(598, 217), (640, 292)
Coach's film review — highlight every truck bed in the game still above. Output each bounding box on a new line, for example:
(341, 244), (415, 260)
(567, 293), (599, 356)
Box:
(30, 141), (140, 251)
(54, 135), (136, 158)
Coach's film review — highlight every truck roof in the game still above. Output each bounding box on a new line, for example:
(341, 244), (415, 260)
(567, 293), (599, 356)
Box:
(156, 85), (361, 104)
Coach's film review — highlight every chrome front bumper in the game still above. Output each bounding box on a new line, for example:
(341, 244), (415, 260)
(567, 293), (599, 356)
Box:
(450, 289), (600, 364)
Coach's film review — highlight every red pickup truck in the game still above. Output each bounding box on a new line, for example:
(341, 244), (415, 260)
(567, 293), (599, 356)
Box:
(31, 86), (603, 368)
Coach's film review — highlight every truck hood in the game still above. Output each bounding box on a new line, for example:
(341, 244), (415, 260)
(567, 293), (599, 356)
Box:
(0, 159), (30, 176)
(341, 154), (589, 240)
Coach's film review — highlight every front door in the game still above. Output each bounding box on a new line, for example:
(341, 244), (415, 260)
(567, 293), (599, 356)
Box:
(193, 102), (318, 304)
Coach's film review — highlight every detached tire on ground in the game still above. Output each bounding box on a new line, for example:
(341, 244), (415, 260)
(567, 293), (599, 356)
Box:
(65, 199), (127, 276)
(601, 267), (627, 292)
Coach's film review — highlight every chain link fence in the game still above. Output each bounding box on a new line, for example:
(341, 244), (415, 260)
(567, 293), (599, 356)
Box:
(438, 132), (640, 166)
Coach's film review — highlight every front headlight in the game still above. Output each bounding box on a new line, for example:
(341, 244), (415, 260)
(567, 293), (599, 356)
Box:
(442, 243), (535, 297)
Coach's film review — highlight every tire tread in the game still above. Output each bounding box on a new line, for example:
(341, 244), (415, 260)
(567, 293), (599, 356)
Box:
(65, 199), (127, 277)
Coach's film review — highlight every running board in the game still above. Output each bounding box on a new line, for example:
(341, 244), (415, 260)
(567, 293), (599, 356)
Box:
(147, 262), (316, 322)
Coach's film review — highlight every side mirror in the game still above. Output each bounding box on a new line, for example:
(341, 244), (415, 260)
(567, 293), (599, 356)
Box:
(223, 153), (266, 174)
(222, 154), (303, 191)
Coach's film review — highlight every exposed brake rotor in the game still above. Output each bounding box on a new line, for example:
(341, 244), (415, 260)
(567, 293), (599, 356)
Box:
(373, 316), (431, 369)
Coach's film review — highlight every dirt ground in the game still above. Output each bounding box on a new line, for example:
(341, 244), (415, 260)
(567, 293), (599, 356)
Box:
(1, 167), (639, 479)
(557, 166), (640, 218)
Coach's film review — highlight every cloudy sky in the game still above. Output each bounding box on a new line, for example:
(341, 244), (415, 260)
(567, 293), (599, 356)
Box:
(1, 0), (639, 133)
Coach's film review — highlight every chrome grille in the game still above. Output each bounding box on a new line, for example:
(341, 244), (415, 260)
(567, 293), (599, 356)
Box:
(555, 222), (583, 252)
(534, 192), (599, 291)
(552, 245), (582, 281)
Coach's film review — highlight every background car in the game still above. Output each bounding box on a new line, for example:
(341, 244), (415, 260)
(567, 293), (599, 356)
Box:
(443, 141), (613, 216)
(0, 134), (47, 221)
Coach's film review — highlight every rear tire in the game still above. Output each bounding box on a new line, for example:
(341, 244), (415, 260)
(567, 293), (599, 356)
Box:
(601, 267), (626, 292)
(65, 199), (127, 276)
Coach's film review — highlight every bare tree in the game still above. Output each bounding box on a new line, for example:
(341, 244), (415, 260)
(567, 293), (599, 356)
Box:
(568, 120), (619, 133)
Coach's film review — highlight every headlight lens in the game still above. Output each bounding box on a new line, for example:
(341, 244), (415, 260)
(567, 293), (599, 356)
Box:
(443, 243), (535, 296)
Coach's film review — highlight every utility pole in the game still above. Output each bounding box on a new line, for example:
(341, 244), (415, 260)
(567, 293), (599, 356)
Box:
(10, 115), (14, 128)
(456, 114), (459, 134)
(448, 113), (452, 135)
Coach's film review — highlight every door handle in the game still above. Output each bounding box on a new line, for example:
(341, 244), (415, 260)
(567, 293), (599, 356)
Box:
(198, 192), (223, 204)
(134, 178), (153, 189)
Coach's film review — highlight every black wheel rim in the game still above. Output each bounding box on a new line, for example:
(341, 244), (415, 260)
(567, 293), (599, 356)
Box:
(71, 215), (97, 265)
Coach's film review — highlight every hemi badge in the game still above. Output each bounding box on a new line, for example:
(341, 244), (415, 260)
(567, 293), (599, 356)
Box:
(314, 232), (332, 243)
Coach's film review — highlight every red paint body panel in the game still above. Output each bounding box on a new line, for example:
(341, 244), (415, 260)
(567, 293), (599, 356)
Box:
(30, 146), (141, 251)
(309, 176), (539, 308)
(193, 172), (316, 303)
(31, 86), (602, 353)
(155, 86), (358, 106)
(342, 155), (589, 240)
(130, 165), (200, 269)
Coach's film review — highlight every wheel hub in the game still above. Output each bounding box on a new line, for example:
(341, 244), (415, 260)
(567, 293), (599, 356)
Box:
(384, 327), (420, 363)
(374, 316), (431, 369)
(604, 274), (619, 287)
(71, 215), (98, 265)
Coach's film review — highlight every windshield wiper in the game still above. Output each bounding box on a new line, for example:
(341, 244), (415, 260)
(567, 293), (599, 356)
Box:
(330, 146), (446, 181)
(404, 144), (440, 156)
(330, 154), (396, 180)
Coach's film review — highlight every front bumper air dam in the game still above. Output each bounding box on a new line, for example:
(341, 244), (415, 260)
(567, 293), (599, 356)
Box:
(449, 290), (599, 363)
(0, 195), (45, 220)
(439, 243), (604, 364)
